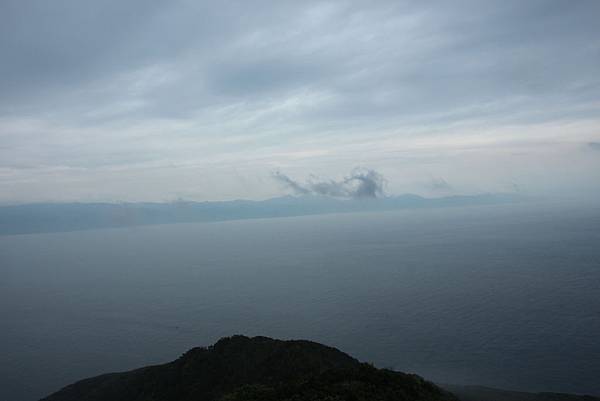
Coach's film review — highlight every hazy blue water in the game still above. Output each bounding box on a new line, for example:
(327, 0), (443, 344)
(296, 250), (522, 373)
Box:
(1, 202), (599, 401)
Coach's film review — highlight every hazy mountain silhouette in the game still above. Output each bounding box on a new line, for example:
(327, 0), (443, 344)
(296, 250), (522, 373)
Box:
(0, 193), (520, 235)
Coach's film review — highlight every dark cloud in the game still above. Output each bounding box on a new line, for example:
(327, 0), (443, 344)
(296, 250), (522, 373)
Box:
(273, 168), (385, 199)
(588, 142), (600, 151)
(272, 171), (311, 195)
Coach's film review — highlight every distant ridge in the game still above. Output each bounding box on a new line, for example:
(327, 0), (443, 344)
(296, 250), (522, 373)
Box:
(0, 193), (520, 235)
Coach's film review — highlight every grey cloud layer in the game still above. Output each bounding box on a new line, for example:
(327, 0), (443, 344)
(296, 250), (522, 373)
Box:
(1, 1), (600, 202)
(2, 0), (599, 120)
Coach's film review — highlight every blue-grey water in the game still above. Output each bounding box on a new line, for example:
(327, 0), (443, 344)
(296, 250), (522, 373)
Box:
(1, 202), (599, 401)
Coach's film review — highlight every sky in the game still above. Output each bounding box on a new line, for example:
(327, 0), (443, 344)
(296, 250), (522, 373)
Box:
(1, 0), (599, 203)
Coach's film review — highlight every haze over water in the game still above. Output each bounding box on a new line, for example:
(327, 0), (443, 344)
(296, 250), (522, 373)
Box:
(1, 201), (599, 401)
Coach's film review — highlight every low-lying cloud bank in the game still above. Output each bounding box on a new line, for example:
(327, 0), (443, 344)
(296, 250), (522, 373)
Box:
(273, 168), (385, 199)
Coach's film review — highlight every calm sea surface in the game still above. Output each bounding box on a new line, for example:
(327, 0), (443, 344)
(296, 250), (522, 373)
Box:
(1, 202), (599, 401)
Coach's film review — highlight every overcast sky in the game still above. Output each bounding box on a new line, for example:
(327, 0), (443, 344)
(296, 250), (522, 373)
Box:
(1, 0), (599, 203)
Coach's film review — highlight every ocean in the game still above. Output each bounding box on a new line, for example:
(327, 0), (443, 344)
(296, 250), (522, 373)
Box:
(1, 201), (599, 401)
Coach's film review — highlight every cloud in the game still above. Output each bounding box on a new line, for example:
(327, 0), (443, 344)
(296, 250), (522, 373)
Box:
(2, 1), (600, 122)
(588, 142), (600, 151)
(429, 177), (452, 192)
(1, 1), (600, 202)
(271, 171), (311, 195)
(273, 168), (385, 199)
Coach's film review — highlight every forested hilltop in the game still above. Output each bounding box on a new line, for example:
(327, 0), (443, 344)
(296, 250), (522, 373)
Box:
(41, 335), (457, 401)
(41, 335), (599, 401)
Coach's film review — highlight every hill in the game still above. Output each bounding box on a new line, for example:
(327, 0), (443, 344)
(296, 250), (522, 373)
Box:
(41, 335), (457, 401)
(42, 335), (598, 401)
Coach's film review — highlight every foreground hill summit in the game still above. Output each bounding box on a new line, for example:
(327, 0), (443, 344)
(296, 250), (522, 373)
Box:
(41, 335), (600, 401)
(41, 335), (457, 401)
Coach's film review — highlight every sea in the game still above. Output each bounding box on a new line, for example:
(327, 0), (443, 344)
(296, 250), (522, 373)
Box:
(1, 201), (599, 401)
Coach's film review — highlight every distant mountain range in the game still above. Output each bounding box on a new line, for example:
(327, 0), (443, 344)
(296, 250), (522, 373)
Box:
(41, 335), (598, 401)
(0, 193), (521, 236)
